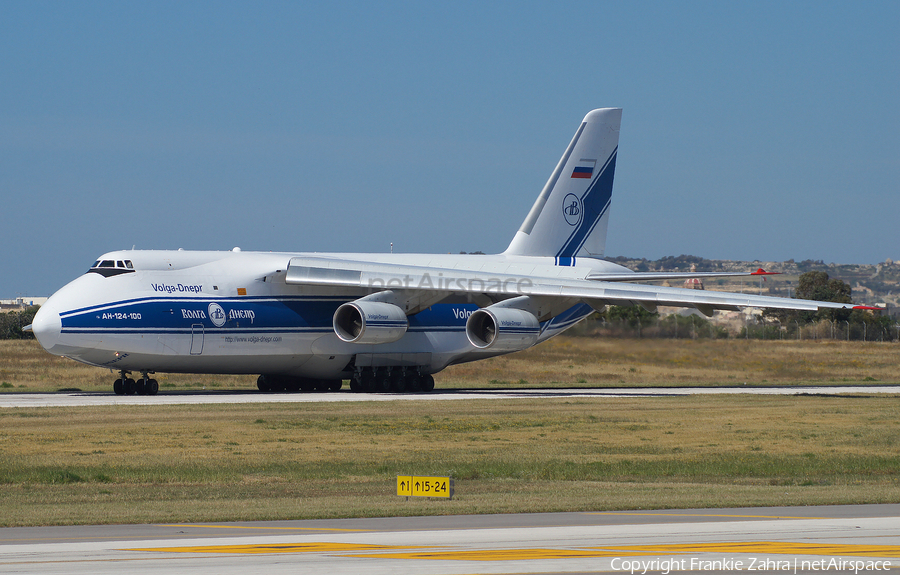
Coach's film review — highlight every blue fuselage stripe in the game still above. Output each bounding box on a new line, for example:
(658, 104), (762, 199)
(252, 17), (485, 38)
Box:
(58, 297), (590, 339)
(60, 298), (479, 335)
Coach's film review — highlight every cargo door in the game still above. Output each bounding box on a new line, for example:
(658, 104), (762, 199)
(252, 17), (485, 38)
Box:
(190, 324), (204, 355)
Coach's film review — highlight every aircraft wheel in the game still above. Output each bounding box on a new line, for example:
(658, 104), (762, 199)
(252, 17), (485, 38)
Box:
(392, 373), (408, 393)
(328, 379), (342, 392)
(113, 379), (125, 395)
(349, 375), (361, 392)
(147, 379), (159, 395)
(257, 375), (271, 392)
(360, 371), (375, 392)
(136, 379), (147, 395)
(420, 374), (435, 392)
(408, 373), (422, 393)
(124, 378), (137, 395)
(377, 374), (392, 393)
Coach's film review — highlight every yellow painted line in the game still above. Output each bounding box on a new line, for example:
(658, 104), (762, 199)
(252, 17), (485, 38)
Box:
(160, 523), (369, 533)
(598, 542), (900, 559)
(343, 542), (900, 562)
(133, 542), (431, 555)
(344, 548), (660, 561)
(132, 540), (900, 560)
(588, 512), (830, 520)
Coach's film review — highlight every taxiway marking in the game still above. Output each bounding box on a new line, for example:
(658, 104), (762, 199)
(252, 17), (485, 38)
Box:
(132, 541), (900, 560)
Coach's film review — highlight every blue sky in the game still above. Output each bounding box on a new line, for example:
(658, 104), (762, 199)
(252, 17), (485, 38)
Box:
(2, 1), (897, 296)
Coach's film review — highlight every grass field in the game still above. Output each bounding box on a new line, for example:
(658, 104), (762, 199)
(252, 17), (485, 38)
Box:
(444, 336), (900, 387)
(0, 337), (898, 526)
(2, 337), (899, 393)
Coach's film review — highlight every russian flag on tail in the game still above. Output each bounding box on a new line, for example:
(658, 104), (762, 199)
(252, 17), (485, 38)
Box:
(571, 167), (592, 178)
(571, 158), (596, 179)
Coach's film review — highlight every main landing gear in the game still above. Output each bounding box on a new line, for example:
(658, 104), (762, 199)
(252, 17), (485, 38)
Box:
(348, 367), (435, 394)
(256, 368), (435, 394)
(113, 371), (159, 396)
(256, 375), (343, 393)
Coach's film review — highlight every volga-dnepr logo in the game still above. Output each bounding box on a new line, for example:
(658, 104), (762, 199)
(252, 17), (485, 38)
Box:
(563, 193), (582, 226)
(181, 303), (256, 327)
(208, 303), (227, 327)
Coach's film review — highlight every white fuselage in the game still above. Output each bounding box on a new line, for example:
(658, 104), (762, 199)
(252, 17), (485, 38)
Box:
(32, 249), (632, 379)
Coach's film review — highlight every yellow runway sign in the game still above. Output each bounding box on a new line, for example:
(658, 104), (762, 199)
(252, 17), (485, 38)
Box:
(397, 475), (453, 499)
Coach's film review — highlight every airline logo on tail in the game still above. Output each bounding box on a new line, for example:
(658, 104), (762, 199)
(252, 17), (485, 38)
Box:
(503, 107), (622, 262)
(562, 194), (582, 226)
(556, 148), (617, 261)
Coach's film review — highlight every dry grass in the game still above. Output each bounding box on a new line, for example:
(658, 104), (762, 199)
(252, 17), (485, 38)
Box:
(2, 337), (898, 526)
(0, 340), (255, 392)
(0, 395), (898, 526)
(442, 337), (900, 387)
(2, 337), (898, 393)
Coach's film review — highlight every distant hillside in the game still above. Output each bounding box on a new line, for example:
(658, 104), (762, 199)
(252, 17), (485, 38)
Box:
(607, 255), (900, 310)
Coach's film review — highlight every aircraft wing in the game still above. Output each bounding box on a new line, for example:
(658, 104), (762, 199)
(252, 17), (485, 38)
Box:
(284, 257), (868, 316)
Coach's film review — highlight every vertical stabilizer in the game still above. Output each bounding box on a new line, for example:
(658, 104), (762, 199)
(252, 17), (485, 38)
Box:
(504, 108), (621, 264)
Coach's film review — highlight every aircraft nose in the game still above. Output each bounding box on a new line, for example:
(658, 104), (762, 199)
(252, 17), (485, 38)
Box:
(31, 298), (63, 353)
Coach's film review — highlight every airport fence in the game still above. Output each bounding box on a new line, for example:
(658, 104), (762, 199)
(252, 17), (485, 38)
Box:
(572, 312), (900, 342)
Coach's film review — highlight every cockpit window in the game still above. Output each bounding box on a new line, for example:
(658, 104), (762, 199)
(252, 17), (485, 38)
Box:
(88, 258), (136, 277)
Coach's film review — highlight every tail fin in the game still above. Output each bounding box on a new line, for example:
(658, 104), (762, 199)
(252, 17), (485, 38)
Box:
(504, 108), (621, 264)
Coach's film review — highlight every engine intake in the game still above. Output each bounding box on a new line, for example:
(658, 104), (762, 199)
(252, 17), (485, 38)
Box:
(333, 301), (408, 344)
(465, 306), (540, 351)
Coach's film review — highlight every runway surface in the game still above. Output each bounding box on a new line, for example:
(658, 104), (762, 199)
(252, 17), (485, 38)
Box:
(1, 505), (898, 574)
(2, 385), (899, 408)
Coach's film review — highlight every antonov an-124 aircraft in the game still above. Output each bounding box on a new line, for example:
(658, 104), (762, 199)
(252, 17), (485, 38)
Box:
(29, 108), (871, 395)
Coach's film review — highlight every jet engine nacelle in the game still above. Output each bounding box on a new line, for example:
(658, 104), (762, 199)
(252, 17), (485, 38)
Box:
(465, 305), (540, 351)
(333, 301), (408, 344)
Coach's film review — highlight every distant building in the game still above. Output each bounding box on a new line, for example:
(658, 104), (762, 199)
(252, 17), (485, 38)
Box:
(683, 278), (704, 290)
(0, 297), (47, 312)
